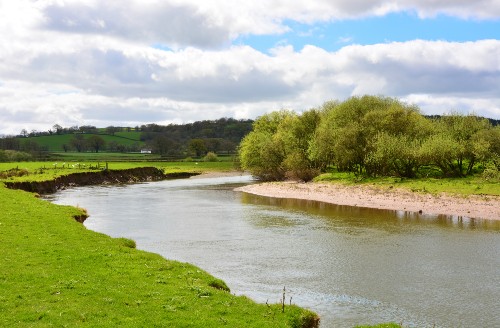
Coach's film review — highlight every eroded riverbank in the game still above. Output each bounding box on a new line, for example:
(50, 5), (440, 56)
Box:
(5, 167), (199, 194)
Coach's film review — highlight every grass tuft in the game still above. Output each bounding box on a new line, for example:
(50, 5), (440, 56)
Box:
(115, 237), (137, 249)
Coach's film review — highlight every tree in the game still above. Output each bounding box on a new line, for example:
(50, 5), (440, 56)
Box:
(188, 139), (207, 157)
(239, 111), (295, 181)
(435, 114), (492, 176)
(70, 134), (86, 152)
(20, 129), (28, 137)
(309, 95), (433, 176)
(150, 135), (176, 156)
(421, 133), (462, 177)
(53, 124), (63, 135)
(87, 135), (106, 153)
(106, 126), (121, 135)
(276, 109), (322, 181)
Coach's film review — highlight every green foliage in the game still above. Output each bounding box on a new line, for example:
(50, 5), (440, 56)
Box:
(240, 110), (324, 181)
(0, 149), (33, 162)
(239, 112), (297, 181)
(240, 95), (498, 181)
(86, 135), (106, 153)
(189, 139), (208, 157)
(482, 164), (500, 182)
(203, 152), (218, 162)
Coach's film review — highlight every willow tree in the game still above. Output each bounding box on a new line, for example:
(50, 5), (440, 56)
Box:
(239, 110), (294, 181)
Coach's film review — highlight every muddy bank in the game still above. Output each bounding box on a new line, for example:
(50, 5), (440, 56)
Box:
(6, 167), (199, 194)
(236, 181), (500, 221)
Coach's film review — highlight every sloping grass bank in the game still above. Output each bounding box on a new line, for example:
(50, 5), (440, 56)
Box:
(0, 178), (318, 327)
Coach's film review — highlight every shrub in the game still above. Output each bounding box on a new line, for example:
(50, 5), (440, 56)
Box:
(203, 152), (218, 162)
(482, 165), (500, 182)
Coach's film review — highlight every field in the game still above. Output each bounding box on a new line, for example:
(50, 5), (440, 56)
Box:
(22, 132), (144, 152)
(0, 160), (236, 182)
(0, 162), (318, 327)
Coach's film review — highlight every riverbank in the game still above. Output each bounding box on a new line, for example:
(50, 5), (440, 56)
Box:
(5, 167), (198, 194)
(236, 181), (500, 221)
(0, 166), (319, 327)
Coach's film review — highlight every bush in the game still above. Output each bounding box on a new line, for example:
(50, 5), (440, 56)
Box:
(482, 165), (500, 182)
(203, 152), (218, 162)
(0, 150), (33, 162)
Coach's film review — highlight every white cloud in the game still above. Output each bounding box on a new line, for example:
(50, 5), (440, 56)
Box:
(0, 0), (499, 135)
(31, 0), (500, 50)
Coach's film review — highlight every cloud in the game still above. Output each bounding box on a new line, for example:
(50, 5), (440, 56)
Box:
(38, 0), (232, 49)
(0, 1), (499, 135)
(34, 0), (500, 50)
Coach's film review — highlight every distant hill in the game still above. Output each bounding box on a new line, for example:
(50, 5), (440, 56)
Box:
(22, 132), (145, 152)
(2, 118), (254, 156)
(425, 115), (500, 126)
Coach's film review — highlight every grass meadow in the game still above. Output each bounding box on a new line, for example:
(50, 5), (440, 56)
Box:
(0, 162), (318, 327)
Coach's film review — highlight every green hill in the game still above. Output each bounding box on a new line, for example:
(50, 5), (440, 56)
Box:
(20, 133), (145, 152)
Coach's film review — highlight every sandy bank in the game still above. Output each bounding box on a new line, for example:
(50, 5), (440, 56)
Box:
(235, 182), (500, 221)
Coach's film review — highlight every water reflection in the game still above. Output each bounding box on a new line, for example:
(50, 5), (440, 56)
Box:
(48, 177), (500, 328)
(240, 193), (500, 231)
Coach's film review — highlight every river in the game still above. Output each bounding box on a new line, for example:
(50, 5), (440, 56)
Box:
(47, 175), (500, 328)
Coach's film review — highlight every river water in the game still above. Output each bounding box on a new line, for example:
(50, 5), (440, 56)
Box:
(47, 175), (500, 328)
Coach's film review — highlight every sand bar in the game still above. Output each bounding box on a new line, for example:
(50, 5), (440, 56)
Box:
(235, 181), (500, 221)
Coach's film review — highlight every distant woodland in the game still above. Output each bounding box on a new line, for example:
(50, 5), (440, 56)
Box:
(1, 97), (499, 173)
(0, 118), (253, 161)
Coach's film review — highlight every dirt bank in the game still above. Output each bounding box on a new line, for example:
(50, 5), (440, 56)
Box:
(236, 181), (500, 221)
(5, 167), (199, 194)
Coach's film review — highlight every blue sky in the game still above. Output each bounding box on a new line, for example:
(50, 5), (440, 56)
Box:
(0, 1), (499, 134)
(237, 13), (500, 53)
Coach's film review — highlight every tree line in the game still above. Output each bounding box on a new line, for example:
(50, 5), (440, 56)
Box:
(0, 118), (254, 160)
(139, 118), (253, 156)
(239, 95), (500, 181)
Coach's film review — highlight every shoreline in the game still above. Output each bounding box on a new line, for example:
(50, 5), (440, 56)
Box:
(235, 181), (500, 221)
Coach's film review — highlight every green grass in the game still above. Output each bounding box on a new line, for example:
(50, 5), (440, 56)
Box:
(315, 171), (500, 196)
(0, 161), (236, 183)
(51, 152), (161, 161)
(21, 133), (145, 151)
(0, 179), (318, 327)
(114, 131), (142, 141)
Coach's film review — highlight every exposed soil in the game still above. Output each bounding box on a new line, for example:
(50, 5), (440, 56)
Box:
(5, 167), (199, 194)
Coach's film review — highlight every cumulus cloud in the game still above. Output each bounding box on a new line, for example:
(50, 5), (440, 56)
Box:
(0, 0), (499, 135)
(34, 0), (500, 50)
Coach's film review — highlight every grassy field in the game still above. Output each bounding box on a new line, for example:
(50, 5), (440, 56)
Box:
(315, 170), (500, 196)
(0, 163), (318, 327)
(22, 133), (144, 152)
(0, 161), (237, 182)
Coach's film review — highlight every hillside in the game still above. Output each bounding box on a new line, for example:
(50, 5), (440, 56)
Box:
(1, 118), (253, 157)
(24, 132), (144, 152)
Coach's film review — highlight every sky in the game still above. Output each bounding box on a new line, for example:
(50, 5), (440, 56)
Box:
(1, 0), (500, 135)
